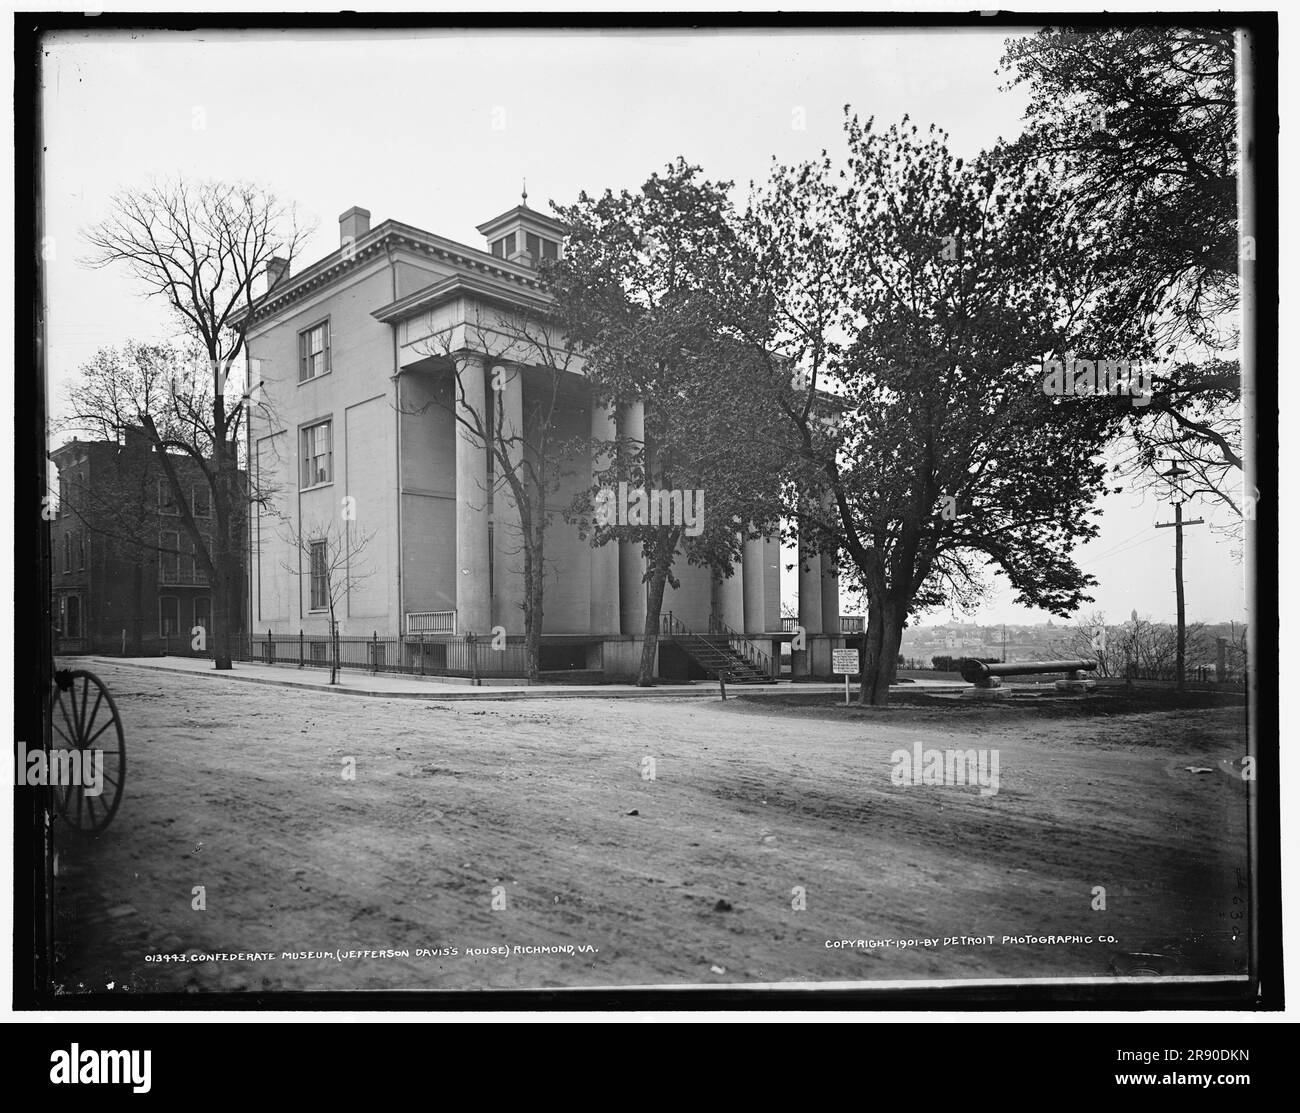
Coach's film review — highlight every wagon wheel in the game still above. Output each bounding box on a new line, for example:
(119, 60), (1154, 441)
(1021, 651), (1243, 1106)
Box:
(46, 669), (125, 834)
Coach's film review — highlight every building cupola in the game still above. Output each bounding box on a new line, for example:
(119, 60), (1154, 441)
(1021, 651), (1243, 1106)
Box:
(476, 185), (567, 268)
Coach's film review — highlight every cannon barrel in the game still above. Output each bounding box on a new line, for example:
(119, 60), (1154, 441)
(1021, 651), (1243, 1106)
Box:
(958, 658), (1098, 684)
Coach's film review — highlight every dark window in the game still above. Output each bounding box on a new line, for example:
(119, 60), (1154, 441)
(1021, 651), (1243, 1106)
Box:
(159, 478), (178, 515)
(159, 596), (179, 637)
(491, 239), (504, 258)
(525, 233), (540, 259)
(299, 320), (331, 382)
(77, 532), (85, 570)
(542, 239), (558, 260)
(503, 232), (516, 257)
(194, 596), (211, 633)
(193, 485), (211, 517)
(309, 540), (328, 611)
(190, 539), (208, 584)
(160, 530), (179, 582)
(63, 533), (71, 573)
(65, 596), (81, 639)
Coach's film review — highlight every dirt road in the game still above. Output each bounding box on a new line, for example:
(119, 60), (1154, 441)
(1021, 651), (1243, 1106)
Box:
(51, 662), (1251, 993)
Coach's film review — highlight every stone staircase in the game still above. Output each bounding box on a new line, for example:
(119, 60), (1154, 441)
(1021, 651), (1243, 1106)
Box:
(660, 612), (775, 684)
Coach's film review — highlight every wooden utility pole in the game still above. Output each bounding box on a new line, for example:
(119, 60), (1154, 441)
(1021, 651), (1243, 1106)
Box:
(1155, 500), (1204, 690)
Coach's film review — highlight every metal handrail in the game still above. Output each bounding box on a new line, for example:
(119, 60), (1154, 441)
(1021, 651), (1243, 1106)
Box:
(705, 613), (773, 676)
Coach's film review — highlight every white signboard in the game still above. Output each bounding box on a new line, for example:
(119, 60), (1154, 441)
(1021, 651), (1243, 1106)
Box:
(832, 650), (859, 674)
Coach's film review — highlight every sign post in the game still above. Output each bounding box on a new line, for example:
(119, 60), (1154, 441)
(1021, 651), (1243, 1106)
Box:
(832, 649), (858, 705)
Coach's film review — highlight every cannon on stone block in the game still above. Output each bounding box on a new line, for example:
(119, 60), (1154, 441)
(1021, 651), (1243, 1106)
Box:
(958, 658), (1098, 693)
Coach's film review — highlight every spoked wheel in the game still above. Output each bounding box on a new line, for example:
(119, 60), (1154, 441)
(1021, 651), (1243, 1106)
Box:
(46, 669), (125, 835)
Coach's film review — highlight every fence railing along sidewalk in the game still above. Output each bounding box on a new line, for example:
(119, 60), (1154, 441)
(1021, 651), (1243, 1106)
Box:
(238, 630), (531, 679)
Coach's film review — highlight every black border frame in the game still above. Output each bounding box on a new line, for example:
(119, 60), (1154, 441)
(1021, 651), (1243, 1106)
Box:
(13, 8), (1281, 1014)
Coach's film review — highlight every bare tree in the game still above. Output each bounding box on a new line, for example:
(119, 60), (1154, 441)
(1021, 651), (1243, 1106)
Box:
(1052, 609), (1122, 677)
(279, 516), (375, 685)
(79, 178), (311, 668)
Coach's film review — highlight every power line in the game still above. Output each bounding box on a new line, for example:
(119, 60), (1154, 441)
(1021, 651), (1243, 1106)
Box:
(1088, 525), (1154, 561)
(1088, 532), (1161, 563)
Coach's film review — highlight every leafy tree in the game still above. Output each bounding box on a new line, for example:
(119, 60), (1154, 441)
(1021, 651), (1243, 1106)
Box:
(998, 27), (1247, 534)
(737, 114), (1145, 704)
(998, 26), (1239, 349)
(550, 161), (787, 684)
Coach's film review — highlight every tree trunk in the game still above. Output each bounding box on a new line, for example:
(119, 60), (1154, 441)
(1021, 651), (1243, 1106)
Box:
(329, 610), (338, 685)
(638, 550), (672, 686)
(860, 594), (903, 706)
(523, 526), (543, 683)
(209, 464), (235, 670)
(859, 593), (884, 704)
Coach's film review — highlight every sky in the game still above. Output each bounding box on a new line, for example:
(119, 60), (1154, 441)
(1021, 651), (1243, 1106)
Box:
(39, 27), (1249, 627)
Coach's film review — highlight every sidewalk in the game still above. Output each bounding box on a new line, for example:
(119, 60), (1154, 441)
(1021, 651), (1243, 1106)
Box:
(76, 655), (966, 701)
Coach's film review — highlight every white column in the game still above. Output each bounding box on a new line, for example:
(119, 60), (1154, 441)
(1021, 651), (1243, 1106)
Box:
(820, 551), (840, 636)
(742, 532), (767, 634)
(618, 401), (647, 636)
(763, 534), (781, 634)
(797, 537), (823, 634)
(819, 489), (840, 636)
(492, 362), (526, 634)
(794, 504), (822, 678)
(455, 353), (491, 635)
(716, 534), (746, 630)
(590, 401), (621, 634)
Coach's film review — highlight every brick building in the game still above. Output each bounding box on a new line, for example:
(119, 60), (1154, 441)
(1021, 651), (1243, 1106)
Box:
(48, 432), (246, 655)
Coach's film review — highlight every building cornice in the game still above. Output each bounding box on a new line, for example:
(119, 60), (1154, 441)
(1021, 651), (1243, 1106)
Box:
(371, 269), (553, 325)
(233, 219), (549, 330)
(475, 205), (568, 240)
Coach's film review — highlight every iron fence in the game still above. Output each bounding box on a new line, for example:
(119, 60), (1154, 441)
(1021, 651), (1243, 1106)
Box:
(234, 630), (534, 679)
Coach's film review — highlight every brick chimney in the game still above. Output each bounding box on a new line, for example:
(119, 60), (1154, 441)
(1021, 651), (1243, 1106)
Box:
(339, 206), (371, 252)
(266, 256), (290, 290)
